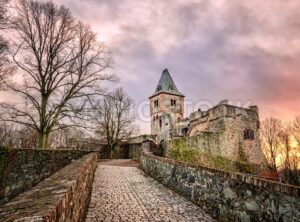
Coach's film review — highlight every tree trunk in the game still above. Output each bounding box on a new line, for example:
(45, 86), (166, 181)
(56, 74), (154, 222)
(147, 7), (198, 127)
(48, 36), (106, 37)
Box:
(109, 144), (115, 159)
(38, 131), (49, 149)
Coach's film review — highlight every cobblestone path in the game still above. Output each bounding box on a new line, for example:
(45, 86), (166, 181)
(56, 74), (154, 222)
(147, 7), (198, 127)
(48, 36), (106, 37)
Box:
(86, 160), (215, 222)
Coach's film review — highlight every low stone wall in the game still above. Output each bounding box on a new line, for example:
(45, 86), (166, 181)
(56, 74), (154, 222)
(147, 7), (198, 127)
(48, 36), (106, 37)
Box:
(0, 149), (92, 205)
(140, 152), (300, 222)
(0, 153), (97, 221)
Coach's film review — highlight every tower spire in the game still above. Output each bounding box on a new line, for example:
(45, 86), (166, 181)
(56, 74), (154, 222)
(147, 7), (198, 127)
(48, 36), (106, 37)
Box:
(150, 69), (184, 98)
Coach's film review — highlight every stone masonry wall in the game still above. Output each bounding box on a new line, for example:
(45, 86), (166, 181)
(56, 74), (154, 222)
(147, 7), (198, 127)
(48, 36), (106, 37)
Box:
(164, 132), (222, 158)
(0, 153), (97, 221)
(140, 152), (300, 222)
(0, 149), (92, 205)
(150, 93), (184, 135)
(188, 104), (265, 165)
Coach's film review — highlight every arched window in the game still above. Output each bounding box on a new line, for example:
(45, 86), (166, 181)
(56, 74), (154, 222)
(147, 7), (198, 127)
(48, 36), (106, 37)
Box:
(159, 119), (162, 128)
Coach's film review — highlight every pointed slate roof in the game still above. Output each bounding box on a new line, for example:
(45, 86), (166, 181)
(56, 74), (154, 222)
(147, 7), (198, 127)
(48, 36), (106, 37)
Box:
(150, 69), (184, 98)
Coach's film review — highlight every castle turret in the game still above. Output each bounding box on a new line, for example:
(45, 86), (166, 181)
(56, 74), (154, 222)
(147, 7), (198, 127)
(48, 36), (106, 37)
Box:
(149, 69), (185, 136)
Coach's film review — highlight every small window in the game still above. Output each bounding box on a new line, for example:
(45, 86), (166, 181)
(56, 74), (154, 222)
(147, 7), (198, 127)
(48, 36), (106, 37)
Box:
(169, 85), (174, 90)
(182, 128), (188, 136)
(156, 86), (161, 92)
(159, 119), (162, 128)
(244, 129), (254, 140)
(171, 99), (176, 106)
(154, 100), (159, 107)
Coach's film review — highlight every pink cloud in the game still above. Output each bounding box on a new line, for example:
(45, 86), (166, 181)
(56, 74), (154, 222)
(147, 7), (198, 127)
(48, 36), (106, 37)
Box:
(28, 1), (300, 132)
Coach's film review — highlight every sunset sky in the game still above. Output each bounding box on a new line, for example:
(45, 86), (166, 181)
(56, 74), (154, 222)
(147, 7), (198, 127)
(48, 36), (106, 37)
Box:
(55, 0), (300, 133)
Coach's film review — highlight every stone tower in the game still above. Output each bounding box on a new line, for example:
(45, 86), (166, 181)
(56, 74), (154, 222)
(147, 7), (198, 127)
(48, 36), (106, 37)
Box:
(149, 69), (185, 137)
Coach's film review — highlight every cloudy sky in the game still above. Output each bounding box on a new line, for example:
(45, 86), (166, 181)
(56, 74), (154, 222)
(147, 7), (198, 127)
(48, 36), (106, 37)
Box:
(56, 0), (300, 133)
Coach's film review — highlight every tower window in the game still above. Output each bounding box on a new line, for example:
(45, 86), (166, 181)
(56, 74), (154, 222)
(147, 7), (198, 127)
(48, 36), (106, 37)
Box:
(154, 100), (159, 107)
(169, 85), (174, 90)
(159, 119), (162, 128)
(171, 99), (176, 106)
(156, 86), (161, 92)
(244, 129), (254, 140)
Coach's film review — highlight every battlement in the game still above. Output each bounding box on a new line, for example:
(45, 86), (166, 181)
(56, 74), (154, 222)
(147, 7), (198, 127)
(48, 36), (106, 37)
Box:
(189, 100), (259, 123)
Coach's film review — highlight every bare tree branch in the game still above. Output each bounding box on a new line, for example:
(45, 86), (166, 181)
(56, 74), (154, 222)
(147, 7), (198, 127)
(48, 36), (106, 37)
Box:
(0, 0), (12, 87)
(261, 117), (283, 176)
(0, 0), (113, 148)
(94, 88), (139, 158)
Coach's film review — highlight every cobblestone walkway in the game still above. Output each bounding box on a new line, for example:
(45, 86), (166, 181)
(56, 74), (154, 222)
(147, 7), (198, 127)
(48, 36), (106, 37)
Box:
(86, 161), (215, 222)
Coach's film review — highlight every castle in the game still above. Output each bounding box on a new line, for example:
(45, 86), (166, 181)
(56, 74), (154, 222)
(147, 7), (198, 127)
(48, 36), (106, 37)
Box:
(149, 69), (266, 165)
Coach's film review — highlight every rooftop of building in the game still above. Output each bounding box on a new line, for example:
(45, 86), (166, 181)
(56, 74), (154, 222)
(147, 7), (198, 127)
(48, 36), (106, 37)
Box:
(150, 69), (184, 98)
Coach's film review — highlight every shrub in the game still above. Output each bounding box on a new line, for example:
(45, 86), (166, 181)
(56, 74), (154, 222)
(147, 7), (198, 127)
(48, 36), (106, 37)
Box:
(170, 138), (199, 163)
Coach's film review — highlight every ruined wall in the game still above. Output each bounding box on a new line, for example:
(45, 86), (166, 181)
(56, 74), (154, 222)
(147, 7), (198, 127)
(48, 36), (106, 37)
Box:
(164, 132), (221, 158)
(163, 134), (264, 174)
(188, 104), (265, 165)
(0, 153), (97, 221)
(0, 149), (92, 205)
(140, 152), (300, 222)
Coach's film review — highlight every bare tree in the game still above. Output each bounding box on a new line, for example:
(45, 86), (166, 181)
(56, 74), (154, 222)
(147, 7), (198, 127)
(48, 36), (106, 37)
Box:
(48, 127), (87, 149)
(0, 122), (38, 148)
(17, 127), (38, 148)
(0, 122), (17, 147)
(281, 118), (300, 186)
(95, 88), (138, 158)
(0, 0), (112, 148)
(0, 0), (11, 85)
(261, 117), (283, 176)
(292, 115), (300, 146)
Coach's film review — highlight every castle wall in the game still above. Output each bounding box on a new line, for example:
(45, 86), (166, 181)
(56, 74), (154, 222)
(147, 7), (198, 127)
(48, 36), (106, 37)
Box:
(150, 93), (184, 135)
(149, 72), (266, 166)
(187, 104), (265, 165)
(165, 132), (222, 158)
(173, 118), (189, 137)
(140, 152), (300, 222)
(0, 149), (92, 205)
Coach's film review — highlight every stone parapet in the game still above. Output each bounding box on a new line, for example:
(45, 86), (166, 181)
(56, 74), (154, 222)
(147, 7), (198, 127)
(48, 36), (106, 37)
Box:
(140, 152), (300, 221)
(0, 153), (97, 221)
(0, 149), (92, 205)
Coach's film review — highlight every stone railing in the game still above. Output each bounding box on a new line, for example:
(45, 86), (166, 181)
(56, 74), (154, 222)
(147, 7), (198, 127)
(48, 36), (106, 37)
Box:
(0, 149), (93, 205)
(140, 152), (300, 222)
(0, 153), (97, 221)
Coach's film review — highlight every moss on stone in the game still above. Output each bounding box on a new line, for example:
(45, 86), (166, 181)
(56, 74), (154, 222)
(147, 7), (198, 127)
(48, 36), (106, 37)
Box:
(170, 138), (199, 163)
(168, 140), (258, 174)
